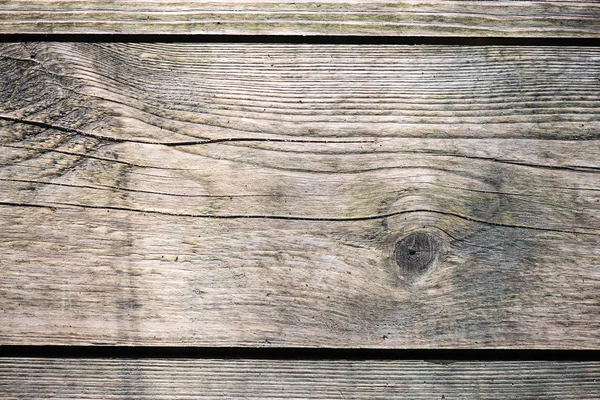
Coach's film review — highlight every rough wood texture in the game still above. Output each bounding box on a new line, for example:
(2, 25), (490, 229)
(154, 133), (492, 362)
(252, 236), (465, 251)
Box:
(1, 358), (599, 399)
(1, 43), (600, 348)
(2, 1), (600, 37)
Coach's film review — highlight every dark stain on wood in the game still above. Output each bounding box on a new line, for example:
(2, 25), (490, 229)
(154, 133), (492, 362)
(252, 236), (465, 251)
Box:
(395, 231), (441, 280)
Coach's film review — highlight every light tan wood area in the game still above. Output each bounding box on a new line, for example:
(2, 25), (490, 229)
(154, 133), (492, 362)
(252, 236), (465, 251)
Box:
(1, 43), (599, 348)
(1, 1), (600, 37)
(1, 358), (599, 399)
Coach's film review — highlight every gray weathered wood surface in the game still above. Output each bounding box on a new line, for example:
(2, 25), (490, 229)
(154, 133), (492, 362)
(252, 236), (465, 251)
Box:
(1, 358), (599, 399)
(2, 1), (600, 37)
(1, 43), (599, 348)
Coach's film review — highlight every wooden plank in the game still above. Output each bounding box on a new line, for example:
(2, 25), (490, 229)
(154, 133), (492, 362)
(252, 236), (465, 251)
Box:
(1, 43), (599, 348)
(1, 358), (599, 399)
(1, 1), (600, 37)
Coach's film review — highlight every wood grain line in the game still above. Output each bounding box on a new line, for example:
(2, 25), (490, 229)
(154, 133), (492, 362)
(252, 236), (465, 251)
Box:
(1, 359), (599, 400)
(1, 200), (598, 236)
(1, 1), (600, 38)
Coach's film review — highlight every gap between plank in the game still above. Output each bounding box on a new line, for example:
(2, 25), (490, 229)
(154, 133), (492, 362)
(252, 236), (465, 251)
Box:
(1, 34), (600, 46)
(0, 347), (599, 361)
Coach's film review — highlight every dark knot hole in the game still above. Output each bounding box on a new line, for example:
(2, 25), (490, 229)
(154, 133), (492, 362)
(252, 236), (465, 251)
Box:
(394, 231), (441, 279)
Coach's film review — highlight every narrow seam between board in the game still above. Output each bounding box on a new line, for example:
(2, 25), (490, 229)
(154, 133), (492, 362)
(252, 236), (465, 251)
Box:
(1, 34), (600, 46)
(0, 346), (599, 361)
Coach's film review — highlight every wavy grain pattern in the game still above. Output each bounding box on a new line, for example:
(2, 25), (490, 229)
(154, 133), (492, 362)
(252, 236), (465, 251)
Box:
(1, 43), (599, 348)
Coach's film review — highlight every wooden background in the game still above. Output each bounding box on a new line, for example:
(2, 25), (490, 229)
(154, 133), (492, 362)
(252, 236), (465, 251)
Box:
(1, 1), (599, 398)
(2, 1), (600, 37)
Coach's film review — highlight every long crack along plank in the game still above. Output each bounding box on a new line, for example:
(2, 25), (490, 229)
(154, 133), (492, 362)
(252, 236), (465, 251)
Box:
(1, 43), (599, 348)
(1, 1), (600, 37)
(1, 359), (599, 399)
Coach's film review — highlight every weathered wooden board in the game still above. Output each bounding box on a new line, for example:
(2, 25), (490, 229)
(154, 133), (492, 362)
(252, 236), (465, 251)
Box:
(1, 43), (599, 348)
(1, 1), (600, 37)
(0, 358), (599, 399)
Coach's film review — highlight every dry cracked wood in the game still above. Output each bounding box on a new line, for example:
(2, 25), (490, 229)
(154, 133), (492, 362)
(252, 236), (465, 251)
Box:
(1, 43), (599, 348)
(1, 1), (600, 37)
(1, 358), (599, 399)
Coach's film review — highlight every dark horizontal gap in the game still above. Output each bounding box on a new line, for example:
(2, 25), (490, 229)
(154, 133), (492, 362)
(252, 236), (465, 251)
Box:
(1, 34), (600, 46)
(1, 346), (599, 361)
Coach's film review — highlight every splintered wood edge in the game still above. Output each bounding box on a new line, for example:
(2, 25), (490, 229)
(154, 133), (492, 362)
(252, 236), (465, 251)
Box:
(0, 1), (599, 37)
(0, 358), (599, 400)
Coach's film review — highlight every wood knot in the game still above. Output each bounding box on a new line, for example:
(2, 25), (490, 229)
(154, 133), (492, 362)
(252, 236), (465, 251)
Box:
(395, 231), (441, 280)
